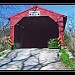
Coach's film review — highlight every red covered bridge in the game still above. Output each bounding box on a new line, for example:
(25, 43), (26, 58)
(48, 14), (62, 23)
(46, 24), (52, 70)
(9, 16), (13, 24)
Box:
(7, 6), (67, 48)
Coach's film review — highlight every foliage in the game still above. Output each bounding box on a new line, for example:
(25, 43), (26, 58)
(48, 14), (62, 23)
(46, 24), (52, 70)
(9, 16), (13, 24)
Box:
(60, 49), (75, 70)
(64, 11), (75, 57)
(0, 21), (10, 51)
(48, 38), (58, 48)
(64, 31), (75, 57)
(64, 32), (70, 46)
(0, 36), (9, 51)
(0, 5), (32, 51)
(60, 49), (69, 66)
(0, 52), (6, 57)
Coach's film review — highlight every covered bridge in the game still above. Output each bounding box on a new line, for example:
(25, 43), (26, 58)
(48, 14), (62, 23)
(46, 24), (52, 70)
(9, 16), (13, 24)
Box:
(7, 6), (67, 48)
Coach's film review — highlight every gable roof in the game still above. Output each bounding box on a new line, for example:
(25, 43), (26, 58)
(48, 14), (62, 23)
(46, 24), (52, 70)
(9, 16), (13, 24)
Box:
(7, 5), (66, 20)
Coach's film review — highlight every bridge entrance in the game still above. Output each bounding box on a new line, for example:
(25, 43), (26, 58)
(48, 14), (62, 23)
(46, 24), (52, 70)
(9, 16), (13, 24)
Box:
(14, 16), (59, 48)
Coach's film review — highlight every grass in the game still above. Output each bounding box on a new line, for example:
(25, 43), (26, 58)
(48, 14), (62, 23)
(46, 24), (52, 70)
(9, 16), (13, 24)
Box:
(48, 46), (59, 49)
(48, 38), (59, 49)
(0, 52), (6, 57)
(60, 48), (75, 70)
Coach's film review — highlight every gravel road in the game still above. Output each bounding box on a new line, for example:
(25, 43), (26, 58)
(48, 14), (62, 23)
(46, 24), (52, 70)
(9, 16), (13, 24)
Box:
(0, 48), (71, 70)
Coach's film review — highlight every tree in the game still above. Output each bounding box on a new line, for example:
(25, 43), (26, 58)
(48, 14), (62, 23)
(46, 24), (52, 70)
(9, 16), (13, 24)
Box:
(0, 5), (32, 50)
(65, 10), (75, 56)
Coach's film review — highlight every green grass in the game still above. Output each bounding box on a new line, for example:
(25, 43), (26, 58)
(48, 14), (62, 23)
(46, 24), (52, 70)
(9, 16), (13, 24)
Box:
(0, 52), (6, 57)
(48, 38), (58, 49)
(60, 48), (75, 70)
(48, 46), (59, 49)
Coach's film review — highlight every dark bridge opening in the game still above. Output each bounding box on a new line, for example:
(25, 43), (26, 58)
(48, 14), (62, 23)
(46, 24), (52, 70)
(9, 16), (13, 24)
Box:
(14, 16), (59, 48)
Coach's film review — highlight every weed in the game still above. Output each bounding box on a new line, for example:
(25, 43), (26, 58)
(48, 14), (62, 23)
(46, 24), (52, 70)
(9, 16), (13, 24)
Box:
(60, 49), (75, 70)
(0, 52), (6, 57)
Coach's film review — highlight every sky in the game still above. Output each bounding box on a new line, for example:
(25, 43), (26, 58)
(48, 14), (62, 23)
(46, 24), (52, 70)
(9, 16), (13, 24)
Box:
(0, 5), (75, 30)
(1, 5), (74, 17)
(40, 5), (75, 16)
